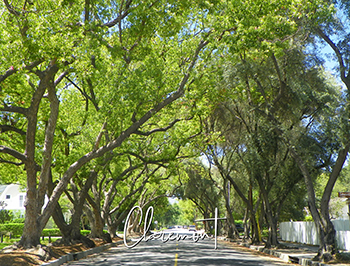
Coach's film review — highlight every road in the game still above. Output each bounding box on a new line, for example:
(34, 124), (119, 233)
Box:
(64, 241), (290, 266)
(64, 230), (291, 266)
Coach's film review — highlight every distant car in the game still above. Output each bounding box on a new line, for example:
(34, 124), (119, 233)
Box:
(188, 225), (196, 232)
(235, 224), (244, 232)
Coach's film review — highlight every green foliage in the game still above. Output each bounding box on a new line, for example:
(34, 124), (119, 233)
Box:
(304, 215), (314, 222)
(235, 220), (244, 225)
(42, 229), (61, 237)
(80, 230), (90, 237)
(0, 210), (12, 224)
(0, 210), (25, 224)
(0, 0), (338, 247)
(152, 198), (179, 228)
(0, 223), (24, 237)
(177, 200), (197, 225)
(11, 217), (25, 224)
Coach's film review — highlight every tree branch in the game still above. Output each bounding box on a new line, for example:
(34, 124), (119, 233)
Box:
(271, 53), (286, 107)
(0, 157), (24, 166)
(0, 60), (42, 83)
(134, 119), (181, 136)
(37, 79), (60, 213)
(315, 27), (349, 84)
(0, 145), (27, 163)
(1, 103), (28, 116)
(102, 0), (134, 28)
(3, 0), (20, 16)
(0, 125), (26, 135)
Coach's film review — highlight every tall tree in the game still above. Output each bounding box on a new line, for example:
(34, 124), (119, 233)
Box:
(287, 0), (350, 260)
(0, 0), (210, 247)
(0, 0), (332, 248)
(202, 32), (343, 250)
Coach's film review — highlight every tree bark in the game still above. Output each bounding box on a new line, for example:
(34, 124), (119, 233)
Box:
(48, 170), (97, 247)
(289, 145), (349, 261)
(223, 180), (238, 238)
(259, 184), (279, 247)
(19, 64), (59, 248)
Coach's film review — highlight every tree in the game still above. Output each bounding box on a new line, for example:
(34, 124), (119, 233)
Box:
(284, 0), (350, 260)
(0, 0), (332, 249)
(152, 199), (180, 229)
(0, 0), (210, 248)
(199, 26), (343, 250)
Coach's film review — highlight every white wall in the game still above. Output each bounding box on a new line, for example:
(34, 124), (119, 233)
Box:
(280, 220), (350, 251)
(0, 184), (26, 214)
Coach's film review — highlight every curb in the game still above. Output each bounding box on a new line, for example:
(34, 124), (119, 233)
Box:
(239, 242), (328, 266)
(41, 240), (124, 266)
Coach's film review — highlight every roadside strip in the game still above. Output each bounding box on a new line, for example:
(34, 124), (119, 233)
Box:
(223, 238), (334, 266)
(41, 240), (125, 266)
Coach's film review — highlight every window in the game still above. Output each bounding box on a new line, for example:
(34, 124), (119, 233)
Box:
(5, 195), (10, 199)
(19, 195), (24, 207)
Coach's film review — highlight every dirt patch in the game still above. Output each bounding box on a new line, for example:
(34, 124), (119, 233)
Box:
(0, 238), (119, 266)
(0, 252), (42, 266)
(222, 240), (290, 259)
(223, 239), (350, 265)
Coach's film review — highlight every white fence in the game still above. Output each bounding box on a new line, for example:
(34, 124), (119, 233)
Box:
(280, 220), (350, 251)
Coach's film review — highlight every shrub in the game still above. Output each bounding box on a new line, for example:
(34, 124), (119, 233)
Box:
(0, 223), (24, 237)
(81, 230), (109, 236)
(42, 229), (61, 237)
(0, 210), (12, 223)
(304, 215), (314, 221)
(11, 218), (25, 223)
(81, 230), (90, 236)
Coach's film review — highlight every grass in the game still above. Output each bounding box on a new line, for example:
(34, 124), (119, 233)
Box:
(0, 237), (20, 249)
(0, 236), (62, 250)
(0, 242), (10, 249)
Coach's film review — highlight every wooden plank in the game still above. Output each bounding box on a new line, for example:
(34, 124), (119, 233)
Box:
(338, 192), (350, 197)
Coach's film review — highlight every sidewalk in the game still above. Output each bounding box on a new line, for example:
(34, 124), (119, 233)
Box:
(228, 238), (350, 266)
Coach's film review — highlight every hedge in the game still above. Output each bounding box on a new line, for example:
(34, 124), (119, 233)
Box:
(0, 227), (108, 238)
(0, 223), (24, 237)
(42, 229), (61, 237)
(81, 230), (90, 236)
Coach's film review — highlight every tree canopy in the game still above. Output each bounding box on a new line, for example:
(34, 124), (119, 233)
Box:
(0, 0), (348, 262)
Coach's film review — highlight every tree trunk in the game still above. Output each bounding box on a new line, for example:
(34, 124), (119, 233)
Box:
(86, 195), (105, 237)
(20, 219), (41, 248)
(289, 146), (349, 262)
(223, 181), (239, 239)
(107, 201), (137, 238)
(316, 217), (337, 261)
(258, 180), (279, 247)
(48, 170), (96, 247)
(18, 65), (59, 248)
(249, 211), (260, 244)
(243, 208), (250, 240)
(20, 163), (41, 248)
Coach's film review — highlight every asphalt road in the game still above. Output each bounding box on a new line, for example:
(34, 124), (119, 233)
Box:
(64, 231), (292, 266)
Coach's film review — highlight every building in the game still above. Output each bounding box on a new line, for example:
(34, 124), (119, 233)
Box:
(0, 184), (26, 216)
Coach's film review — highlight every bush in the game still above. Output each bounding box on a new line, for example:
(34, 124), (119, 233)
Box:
(80, 230), (109, 236)
(11, 218), (25, 223)
(0, 210), (12, 223)
(81, 230), (90, 236)
(42, 229), (61, 237)
(0, 223), (24, 237)
(304, 215), (314, 221)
